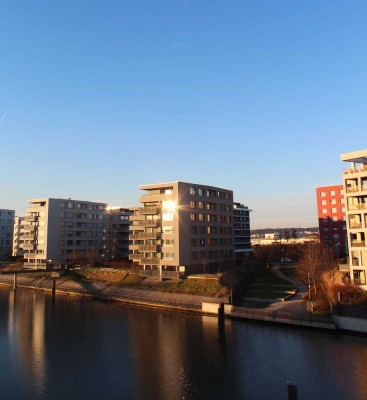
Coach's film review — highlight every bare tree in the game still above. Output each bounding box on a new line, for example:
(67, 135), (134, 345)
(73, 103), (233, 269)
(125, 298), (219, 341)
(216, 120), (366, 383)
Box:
(296, 241), (335, 297)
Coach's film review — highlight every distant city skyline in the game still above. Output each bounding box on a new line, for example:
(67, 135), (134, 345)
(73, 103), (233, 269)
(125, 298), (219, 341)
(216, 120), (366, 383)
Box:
(1, 1), (367, 228)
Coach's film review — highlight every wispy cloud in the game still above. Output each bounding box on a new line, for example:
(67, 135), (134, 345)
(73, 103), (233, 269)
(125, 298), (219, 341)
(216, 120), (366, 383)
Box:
(0, 113), (6, 123)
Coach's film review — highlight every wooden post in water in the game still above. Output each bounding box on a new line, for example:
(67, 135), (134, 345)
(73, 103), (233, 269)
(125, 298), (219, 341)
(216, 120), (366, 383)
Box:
(13, 274), (17, 291)
(52, 279), (56, 297)
(287, 381), (298, 400)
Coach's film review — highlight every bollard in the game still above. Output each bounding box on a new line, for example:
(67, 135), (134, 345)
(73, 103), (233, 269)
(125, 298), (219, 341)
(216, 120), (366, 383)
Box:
(13, 274), (17, 292)
(287, 381), (298, 400)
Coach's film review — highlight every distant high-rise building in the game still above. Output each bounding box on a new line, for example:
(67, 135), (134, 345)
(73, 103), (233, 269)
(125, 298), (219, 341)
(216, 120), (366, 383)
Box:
(316, 185), (347, 256)
(129, 182), (234, 277)
(0, 209), (15, 260)
(103, 208), (131, 260)
(341, 149), (367, 289)
(22, 198), (107, 269)
(12, 216), (24, 257)
(233, 202), (252, 261)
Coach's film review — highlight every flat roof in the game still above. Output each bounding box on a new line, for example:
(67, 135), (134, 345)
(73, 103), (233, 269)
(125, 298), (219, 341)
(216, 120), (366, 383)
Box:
(340, 149), (367, 163)
(139, 181), (232, 192)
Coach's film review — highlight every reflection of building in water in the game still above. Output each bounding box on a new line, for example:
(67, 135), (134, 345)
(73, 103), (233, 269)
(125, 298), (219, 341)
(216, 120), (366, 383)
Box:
(8, 290), (47, 397)
(127, 309), (233, 400)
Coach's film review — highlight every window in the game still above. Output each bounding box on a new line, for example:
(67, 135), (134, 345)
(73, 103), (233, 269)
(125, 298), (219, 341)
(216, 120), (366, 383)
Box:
(330, 190), (336, 196)
(198, 201), (204, 209)
(320, 192), (326, 197)
(198, 188), (204, 197)
(321, 200), (327, 205)
(190, 187), (197, 195)
(67, 202), (74, 209)
(331, 199), (337, 204)
(190, 201), (195, 208)
(332, 216), (338, 221)
(199, 239), (206, 246)
(322, 209), (327, 214)
(163, 213), (174, 221)
(191, 239), (197, 247)
(198, 213), (204, 222)
(162, 226), (174, 234)
(331, 208), (337, 213)
(190, 226), (197, 234)
(190, 213), (196, 221)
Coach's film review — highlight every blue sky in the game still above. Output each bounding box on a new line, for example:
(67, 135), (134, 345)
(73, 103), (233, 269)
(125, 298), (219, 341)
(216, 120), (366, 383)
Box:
(1, 1), (366, 228)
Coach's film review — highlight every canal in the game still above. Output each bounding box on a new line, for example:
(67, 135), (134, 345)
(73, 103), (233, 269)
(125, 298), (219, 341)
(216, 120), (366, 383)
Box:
(0, 286), (366, 400)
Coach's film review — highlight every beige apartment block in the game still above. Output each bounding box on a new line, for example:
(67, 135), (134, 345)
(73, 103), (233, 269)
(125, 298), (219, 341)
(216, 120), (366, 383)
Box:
(341, 149), (367, 290)
(22, 198), (107, 269)
(12, 216), (24, 257)
(129, 182), (234, 278)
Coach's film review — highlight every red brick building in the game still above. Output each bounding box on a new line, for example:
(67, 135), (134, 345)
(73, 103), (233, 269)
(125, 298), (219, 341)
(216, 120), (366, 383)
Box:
(316, 185), (347, 257)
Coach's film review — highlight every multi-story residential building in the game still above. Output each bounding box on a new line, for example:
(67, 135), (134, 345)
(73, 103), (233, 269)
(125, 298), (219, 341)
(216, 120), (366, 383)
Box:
(22, 198), (107, 269)
(103, 208), (131, 260)
(233, 202), (252, 261)
(0, 209), (15, 260)
(129, 182), (234, 277)
(341, 150), (367, 289)
(12, 216), (24, 257)
(316, 185), (347, 256)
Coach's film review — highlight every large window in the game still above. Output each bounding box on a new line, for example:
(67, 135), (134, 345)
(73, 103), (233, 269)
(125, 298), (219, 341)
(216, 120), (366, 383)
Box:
(190, 187), (197, 195)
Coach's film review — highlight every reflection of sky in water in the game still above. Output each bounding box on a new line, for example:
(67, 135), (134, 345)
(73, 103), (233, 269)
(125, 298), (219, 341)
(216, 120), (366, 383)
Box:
(0, 286), (367, 400)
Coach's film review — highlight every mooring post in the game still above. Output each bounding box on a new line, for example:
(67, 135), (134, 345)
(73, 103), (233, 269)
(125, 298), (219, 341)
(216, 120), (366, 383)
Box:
(13, 274), (17, 291)
(287, 381), (298, 400)
(52, 279), (56, 297)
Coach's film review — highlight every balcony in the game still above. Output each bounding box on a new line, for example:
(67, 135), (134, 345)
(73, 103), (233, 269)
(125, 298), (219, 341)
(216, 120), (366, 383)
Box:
(129, 253), (143, 260)
(23, 215), (37, 222)
(22, 234), (36, 240)
(136, 220), (161, 227)
(140, 257), (160, 265)
(138, 244), (159, 252)
(350, 223), (362, 229)
(352, 258), (360, 266)
(346, 187), (359, 193)
(22, 225), (36, 232)
(23, 244), (36, 251)
(351, 241), (366, 247)
(130, 232), (160, 240)
(138, 206), (161, 215)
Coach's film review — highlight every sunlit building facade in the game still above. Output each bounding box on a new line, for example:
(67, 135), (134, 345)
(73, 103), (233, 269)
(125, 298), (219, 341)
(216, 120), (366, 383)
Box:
(341, 149), (367, 289)
(129, 182), (234, 277)
(12, 216), (25, 257)
(22, 198), (107, 269)
(316, 185), (347, 256)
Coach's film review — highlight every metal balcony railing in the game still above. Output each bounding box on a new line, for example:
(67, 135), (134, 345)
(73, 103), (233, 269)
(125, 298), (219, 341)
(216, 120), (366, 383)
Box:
(140, 257), (160, 265)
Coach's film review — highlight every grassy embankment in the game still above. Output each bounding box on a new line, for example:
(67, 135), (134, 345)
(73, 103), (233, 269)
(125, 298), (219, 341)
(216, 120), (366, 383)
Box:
(66, 268), (229, 297)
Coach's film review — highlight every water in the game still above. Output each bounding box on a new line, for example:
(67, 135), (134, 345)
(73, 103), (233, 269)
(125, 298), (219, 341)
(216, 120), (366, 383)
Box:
(0, 286), (366, 400)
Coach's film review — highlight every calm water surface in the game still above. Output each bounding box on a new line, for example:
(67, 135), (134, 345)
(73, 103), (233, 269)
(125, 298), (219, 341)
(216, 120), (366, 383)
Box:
(0, 286), (366, 400)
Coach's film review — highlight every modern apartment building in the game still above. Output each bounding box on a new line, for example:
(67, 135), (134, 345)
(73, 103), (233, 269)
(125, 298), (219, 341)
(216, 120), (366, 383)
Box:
(316, 185), (347, 256)
(22, 198), (107, 269)
(129, 182), (234, 277)
(233, 202), (252, 261)
(341, 150), (367, 289)
(0, 209), (15, 260)
(103, 208), (131, 260)
(12, 216), (24, 257)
